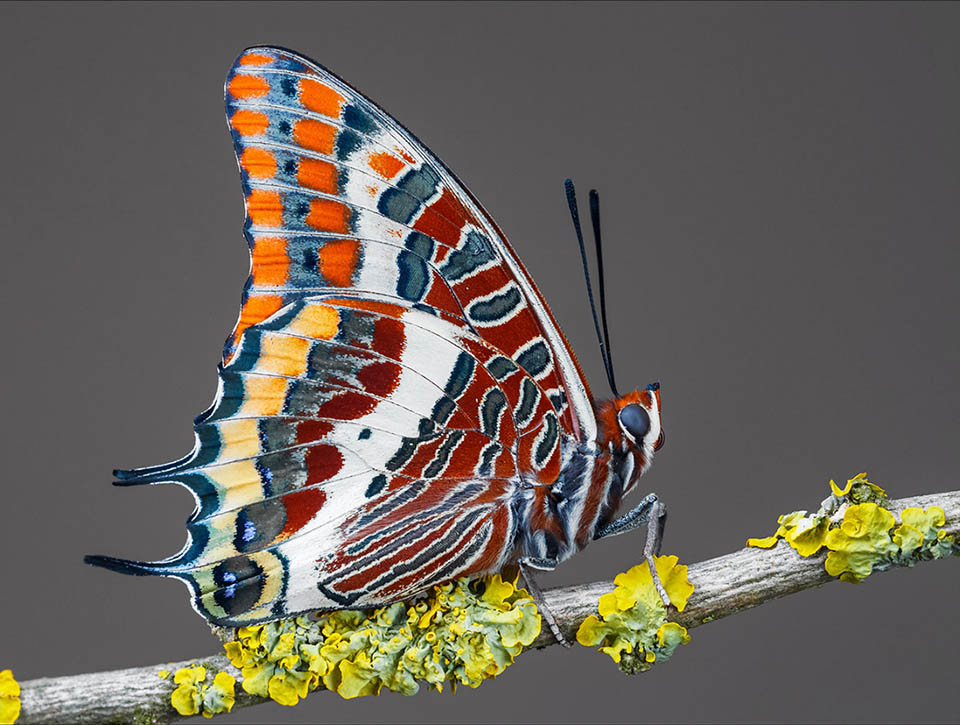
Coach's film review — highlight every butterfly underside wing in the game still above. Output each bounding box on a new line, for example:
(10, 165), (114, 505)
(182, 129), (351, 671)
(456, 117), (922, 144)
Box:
(87, 46), (603, 625)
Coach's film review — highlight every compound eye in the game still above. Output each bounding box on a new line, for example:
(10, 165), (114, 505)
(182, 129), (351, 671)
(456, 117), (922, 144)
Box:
(619, 403), (650, 442)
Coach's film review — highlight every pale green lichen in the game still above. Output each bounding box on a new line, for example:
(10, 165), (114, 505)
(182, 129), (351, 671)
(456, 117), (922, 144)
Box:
(169, 665), (236, 718)
(224, 574), (540, 703)
(576, 555), (694, 674)
(747, 473), (957, 582)
(0, 670), (20, 725)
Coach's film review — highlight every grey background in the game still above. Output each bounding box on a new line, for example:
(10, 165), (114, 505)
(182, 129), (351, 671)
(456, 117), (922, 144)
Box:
(1, 2), (958, 723)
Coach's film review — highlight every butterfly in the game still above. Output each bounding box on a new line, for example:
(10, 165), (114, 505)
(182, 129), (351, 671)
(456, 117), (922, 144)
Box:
(85, 46), (667, 640)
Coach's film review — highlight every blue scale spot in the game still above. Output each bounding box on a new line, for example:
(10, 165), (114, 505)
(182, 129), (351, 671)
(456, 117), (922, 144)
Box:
(480, 390), (508, 437)
(405, 231), (435, 258)
(396, 249), (429, 302)
(445, 353), (475, 398)
(343, 104), (378, 134)
(535, 413), (559, 466)
(242, 521), (257, 543)
(413, 302), (438, 316)
(358, 428), (372, 440)
(282, 238), (325, 288)
(440, 232), (496, 282)
(486, 356), (518, 380)
(278, 119), (292, 136)
(468, 286), (521, 323)
(366, 474), (387, 498)
(514, 378), (539, 427)
(397, 165), (440, 202)
(212, 556), (265, 616)
(378, 187), (420, 224)
(336, 128), (362, 160)
(280, 76), (297, 97)
(516, 340), (550, 378)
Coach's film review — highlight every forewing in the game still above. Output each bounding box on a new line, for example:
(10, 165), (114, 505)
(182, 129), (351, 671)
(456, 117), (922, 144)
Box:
(223, 46), (596, 441)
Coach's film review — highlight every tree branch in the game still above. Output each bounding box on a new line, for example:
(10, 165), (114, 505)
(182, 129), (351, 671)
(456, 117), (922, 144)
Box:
(15, 491), (960, 724)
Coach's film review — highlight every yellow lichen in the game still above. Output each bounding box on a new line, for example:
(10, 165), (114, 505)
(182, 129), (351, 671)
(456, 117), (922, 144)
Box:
(774, 511), (830, 557)
(829, 472), (887, 502)
(0, 670), (20, 725)
(745, 535), (779, 549)
(747, 473), (957, 582)
(169, 665), (236, 718)
(824, 503), (898, 582)
(576, 555), (693, 674)
(171, 665), (207, 717)
(224, 574), (540, 703)
(201, 672), (237, 718)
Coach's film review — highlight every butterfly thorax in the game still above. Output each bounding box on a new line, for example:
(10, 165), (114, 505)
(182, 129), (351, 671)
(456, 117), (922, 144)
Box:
(512, 398), (652, 565)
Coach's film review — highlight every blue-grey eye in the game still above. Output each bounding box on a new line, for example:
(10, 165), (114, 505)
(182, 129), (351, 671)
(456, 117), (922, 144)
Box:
(619, 403), (650, 441)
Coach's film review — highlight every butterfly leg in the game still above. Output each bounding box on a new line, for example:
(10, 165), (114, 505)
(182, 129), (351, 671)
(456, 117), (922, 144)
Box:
(593, 493), (671, 607)
(518, 557), (570, 647)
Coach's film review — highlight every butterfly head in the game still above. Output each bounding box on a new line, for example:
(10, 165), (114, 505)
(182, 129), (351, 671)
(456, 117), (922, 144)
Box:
(614, 382), (665, 455)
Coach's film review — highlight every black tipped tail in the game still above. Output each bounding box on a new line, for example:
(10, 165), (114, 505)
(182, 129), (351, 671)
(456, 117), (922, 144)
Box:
(84, 554), (160, 576)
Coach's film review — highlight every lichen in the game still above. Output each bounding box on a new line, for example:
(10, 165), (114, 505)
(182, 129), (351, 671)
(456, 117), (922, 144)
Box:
(169, 665), (236, 718)
(576, 555), (694, 674)
(0, 670), (20, 725)
(823, 502), (899, 582)
(223, 574), (540, 703)
(747, 473), (957, 582)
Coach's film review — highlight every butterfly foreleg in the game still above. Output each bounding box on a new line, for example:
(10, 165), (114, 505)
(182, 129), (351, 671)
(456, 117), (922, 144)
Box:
(593, 493), (672, 607)
(518, 557), (571, 647)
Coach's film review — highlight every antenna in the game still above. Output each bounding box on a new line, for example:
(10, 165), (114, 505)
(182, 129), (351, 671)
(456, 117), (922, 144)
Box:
(588, 188), (619, 397)
(564, 178), (619, 397)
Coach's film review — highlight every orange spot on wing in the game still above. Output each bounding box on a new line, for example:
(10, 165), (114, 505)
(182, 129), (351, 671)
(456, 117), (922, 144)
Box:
(251, 236), (289, 286)
(297, 157), (337, 193)
(306, 198), (350, 233)
(318, 239), (360, 287)
(300, 78), (344, 118)
(240, 375), (289, 417)
(230, 110), (269, 136)
(229, 74), (270, 99)
(396, 147), (416, 164)
(368, 151), (405, 179)
(246, 189), (284, 227)
(293, 119), (336, 154)
(232, 294), (284, 349)
(240, 147), (276, 179)
(259, 332), (311, 377)
(238, 52), (274, 66)
(289, 303), (340, 339)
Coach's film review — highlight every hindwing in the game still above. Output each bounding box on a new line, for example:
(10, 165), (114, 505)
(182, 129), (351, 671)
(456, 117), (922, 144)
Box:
(91, 296), (564, 623)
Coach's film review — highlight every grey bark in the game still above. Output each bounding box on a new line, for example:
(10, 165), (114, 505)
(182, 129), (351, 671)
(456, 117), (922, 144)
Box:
(15, 491), (960, 724)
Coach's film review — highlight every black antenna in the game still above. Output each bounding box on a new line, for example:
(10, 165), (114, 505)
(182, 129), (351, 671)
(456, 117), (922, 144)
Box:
(564, 178), (619, 397)
(588, 188), (619, 397)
